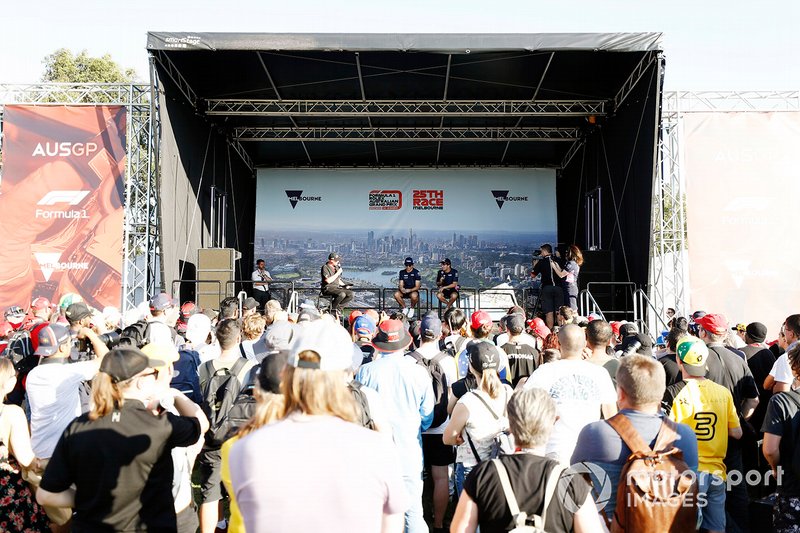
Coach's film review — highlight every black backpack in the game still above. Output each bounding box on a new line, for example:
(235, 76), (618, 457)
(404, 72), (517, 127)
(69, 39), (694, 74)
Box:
(349, 380), (376, 430)
(500, 341), (540, 388)
(2, 328), (34, 371)
(409, 350), (451, 428)
(199, 358), (249, 448)
(217, 392), (258, 441)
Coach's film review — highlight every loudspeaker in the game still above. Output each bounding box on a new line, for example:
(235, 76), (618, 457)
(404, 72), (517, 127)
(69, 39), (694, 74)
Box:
(580, 250), (615, 312)
(196, 248), (240, 310)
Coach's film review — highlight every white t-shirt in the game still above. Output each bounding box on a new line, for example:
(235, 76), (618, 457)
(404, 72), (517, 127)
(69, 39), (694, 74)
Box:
(251, 269), (271, 292)
(455, 386), (513, 467)
(26, 358), (98, 458)
(523, 358), (616, 463)
(414, 343), (458, 435)
(770, 352), (793, 385)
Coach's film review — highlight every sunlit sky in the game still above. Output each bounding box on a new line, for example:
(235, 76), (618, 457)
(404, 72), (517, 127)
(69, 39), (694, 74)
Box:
(2, 0), (799, 89)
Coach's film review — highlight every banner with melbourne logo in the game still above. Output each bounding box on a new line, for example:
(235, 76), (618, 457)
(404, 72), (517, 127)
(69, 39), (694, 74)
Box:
(255, 168), (556, 290)
(0, 105), (126, 311)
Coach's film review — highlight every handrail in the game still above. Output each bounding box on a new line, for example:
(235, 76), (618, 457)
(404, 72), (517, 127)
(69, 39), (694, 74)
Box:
(578, 289), (606, 321)
(634, 288), (670, 338)
(585, 281), (638, 321)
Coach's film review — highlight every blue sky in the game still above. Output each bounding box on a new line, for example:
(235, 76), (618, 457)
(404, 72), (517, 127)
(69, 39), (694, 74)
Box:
(2, 0), (799, 90)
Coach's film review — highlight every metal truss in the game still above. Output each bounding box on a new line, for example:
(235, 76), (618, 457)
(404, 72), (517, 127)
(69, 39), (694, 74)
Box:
(649, 90), (800, 320)
(206, 99), (606, 117)
(614, 51), (659, 110)
(0, 82), (159, 315)
(234, 126), (579, 142)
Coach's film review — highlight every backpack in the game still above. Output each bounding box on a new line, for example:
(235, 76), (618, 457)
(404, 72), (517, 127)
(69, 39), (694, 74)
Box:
(465, 390), (514, 461)
(606, 413), (698, 533)
(500, 341), (539, 388)
(492, 458), (567, 532)
(349, 380), (376, 430)
(2, 328), (34, 371)
(199, 358), (250, 448)
(441, 335), (467, 359)
(409, 349), (451, 428)
(217, 392), (258, 442)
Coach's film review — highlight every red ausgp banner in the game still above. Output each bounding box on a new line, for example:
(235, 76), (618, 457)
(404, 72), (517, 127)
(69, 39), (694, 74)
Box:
(0, 105), (126, 311)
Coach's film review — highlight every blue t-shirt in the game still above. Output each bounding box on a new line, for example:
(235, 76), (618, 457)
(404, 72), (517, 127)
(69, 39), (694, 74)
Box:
(570, 409), (698, 519)
(398, 268), (421, 290)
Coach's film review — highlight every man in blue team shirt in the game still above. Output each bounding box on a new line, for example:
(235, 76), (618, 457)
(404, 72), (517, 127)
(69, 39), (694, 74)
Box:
(356, 319), (434, 533)
(435, 258), (459, 312)
(571, 354), (698, 524)
(394, 256), (421, 319)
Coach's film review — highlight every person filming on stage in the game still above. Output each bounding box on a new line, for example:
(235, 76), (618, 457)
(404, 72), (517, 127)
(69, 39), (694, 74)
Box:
(320, 252), (354, 314)
(394, 256), (421, 318)
(436, 258), (459, 312)
(532, 244), (564, 330)
(251, 259), (273, 310)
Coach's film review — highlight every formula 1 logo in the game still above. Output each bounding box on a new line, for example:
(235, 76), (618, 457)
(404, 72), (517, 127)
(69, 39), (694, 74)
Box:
(37, 191), (90, 206)
(491, 190), (528, 209)
(369, 190), (402, 210)
(285, 190), (322, 209)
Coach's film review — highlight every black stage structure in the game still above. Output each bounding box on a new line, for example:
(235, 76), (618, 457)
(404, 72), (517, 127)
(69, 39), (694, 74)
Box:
(148, 33), (663, 314)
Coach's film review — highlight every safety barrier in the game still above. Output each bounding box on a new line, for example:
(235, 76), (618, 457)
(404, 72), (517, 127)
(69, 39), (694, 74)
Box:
(633, 288), (670, 340)
(584, 281), (637, 323)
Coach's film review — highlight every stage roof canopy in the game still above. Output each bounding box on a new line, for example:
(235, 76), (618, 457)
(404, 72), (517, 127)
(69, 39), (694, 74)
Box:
(147, 32), (662, 169)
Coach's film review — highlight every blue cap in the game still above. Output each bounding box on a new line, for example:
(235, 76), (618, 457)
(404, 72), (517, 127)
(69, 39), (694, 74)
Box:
(420, 314), (442, 340)
(404, 256), (414, 265)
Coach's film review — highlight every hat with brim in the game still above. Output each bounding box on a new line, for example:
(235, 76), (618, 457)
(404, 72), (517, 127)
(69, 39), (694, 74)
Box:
(372, 319), (412, 352)
(34, 324), (70, 356)
(676, 337), (709, 377)
(100, 347), (166, 383)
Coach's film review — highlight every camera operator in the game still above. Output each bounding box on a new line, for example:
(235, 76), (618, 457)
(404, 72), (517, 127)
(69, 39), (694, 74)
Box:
(531, 244), (564, 330)
(64, 302), (111, 361)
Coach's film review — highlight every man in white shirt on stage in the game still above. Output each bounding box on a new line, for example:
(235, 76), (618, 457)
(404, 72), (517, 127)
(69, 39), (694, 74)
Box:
(251, 258), (273, 311)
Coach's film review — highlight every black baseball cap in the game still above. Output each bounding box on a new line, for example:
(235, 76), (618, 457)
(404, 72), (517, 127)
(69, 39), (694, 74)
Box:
(404, 257), (414, 265)
(99, 347), (166, 383)
(242, 297), (257, 310)
(468, 342), (499, 372)
(65, 302), (93, 323)
(35, 324), (70, 356)
(440, 258), (451, 265)
(328, 252), (340, 260)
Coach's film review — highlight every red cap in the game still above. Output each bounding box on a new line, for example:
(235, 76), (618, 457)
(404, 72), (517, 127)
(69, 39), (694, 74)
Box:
(470, 310), (492, 331)
(527, 317), (551, 339)
(695, 313), (728, 335)
(31, 297), (51, 311)
(348, 310), (363, 326)
(610, 321), (622, 337)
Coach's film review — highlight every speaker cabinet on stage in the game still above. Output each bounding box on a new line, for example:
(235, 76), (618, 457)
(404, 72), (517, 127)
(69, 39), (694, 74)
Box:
(579, 250), (615, 312)
(197, 248), (240, 310)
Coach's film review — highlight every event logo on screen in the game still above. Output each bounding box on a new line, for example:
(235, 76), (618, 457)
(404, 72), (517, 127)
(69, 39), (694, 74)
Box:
(34, 252), (89, 282)
(412, 189), (444, 210)
(491, 190), (528, 209)
(369, 190), (402, 210)
(35, 190), (91, 219)
(31, 142), (99, 158)
(285, 190), (322, 209)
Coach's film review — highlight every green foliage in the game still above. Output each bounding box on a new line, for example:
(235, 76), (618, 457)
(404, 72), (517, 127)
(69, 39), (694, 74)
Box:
(42, 48), (137, 83)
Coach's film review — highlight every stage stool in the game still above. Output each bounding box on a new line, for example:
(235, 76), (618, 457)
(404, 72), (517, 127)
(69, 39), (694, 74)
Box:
(316, 292), (333, 314)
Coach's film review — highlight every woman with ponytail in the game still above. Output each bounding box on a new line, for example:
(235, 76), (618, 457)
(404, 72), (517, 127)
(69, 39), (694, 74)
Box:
(443, 342), (514, 495)
(36, 347), (208, 532)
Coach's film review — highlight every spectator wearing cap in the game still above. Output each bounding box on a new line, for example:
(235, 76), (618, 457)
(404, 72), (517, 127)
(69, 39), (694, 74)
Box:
(251, 259), (274, 311)
(65, 302), (110, 362)
(26, 323), (102, 528)
(618, 332), (654, 358)
(230, 320), (409, 533)
(659, 327), (687, 387)
(526, 317), (551, 351)
(732, 322), (748, 344)
(443, 342), (514, 495)
(494, 307), (537, 350)
(766, 314), (800, 394)
(176, 302), (198, 336)
(524, 324), (617, 463)
(352, 314), (377, 364)
(320, 252), (354, 313)
(694, 312), (759, 532)
(356, 319), (434, 533)
(30, 297), (53, 324)
(409, 313), (456, 533)
(741, 322), (776, 439)
(241, 297), (258, 319)
(143, 342), (204, 533)
(394, 257), (422, 319)
(183, 313), (219, 364)
(435, 258), (459, 312)
(36, 347), (208, 532)
(457, 311), (509, 382)
(662, 337), (741, 533)
(146, 293), (178, 345)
